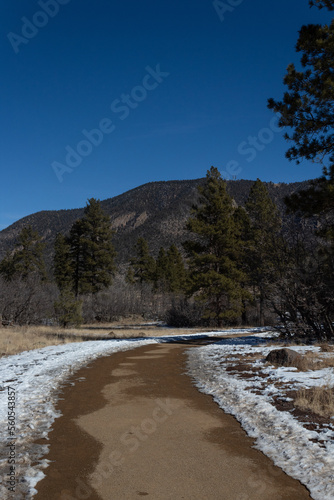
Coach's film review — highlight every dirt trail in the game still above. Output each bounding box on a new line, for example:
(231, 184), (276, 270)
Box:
(34, 343), (311, 500)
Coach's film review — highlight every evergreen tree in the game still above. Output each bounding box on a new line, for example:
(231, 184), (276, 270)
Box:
(267, 0), (334, 338)
(78, 198), (116, 294)
(232, 205), (253, 324)
(309, 1), (334, 9)
(127, 237), (156, 285)
(154, 247), (169, 290)
(184, 167), (250, 326)
(0, 225), (47, 281)
(268, 0), (334, 227)
(0, 251), (16, 282)
(125, 266), (136, 285)
(245, 179), (282, 325)
(68, 218), (86, 297)
(154, 245), (187, 293)
(165, 244), (187, 293)
(53, 199), (116, 296)
(54, 288), (83, 328)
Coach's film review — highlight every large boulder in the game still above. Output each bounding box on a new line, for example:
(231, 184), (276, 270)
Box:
(265, 348), (302, 367)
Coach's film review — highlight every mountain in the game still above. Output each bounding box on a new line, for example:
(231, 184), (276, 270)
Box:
(0, 178), (311, 271)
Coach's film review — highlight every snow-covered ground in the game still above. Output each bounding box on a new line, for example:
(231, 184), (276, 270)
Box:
(0, 328), (251, 499)
(187, 336), (334, 500)
(0, 328), (333, 499)
(0, 338), (157, 499)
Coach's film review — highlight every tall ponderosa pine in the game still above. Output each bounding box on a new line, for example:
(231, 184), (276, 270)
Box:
(184, 167), (250, 326)
(245, 179), (282, 325)
(268, 0), (334, 233)
(267, 1), (334, 338)
(53, 199), (116, 296)
(77, 198), (116, 295)
(0, 225), (47, 281)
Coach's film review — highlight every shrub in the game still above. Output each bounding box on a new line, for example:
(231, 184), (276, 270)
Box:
(165, 298), (204, 327)
(54, 289), (83, 328)
(294, 385), (334, 418)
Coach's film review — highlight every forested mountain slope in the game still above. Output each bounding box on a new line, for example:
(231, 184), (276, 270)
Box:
(0, 178), (311, 268)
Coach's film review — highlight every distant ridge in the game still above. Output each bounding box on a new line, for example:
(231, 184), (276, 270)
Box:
(0, 178), (311, 269)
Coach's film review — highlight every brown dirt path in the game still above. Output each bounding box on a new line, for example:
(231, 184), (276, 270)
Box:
(34, 342), (311, 500)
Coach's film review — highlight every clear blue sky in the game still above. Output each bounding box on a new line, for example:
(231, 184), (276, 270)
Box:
(0, 0), (332, 230)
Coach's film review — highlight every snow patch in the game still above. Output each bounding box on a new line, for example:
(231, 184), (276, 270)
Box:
(187, 340), (334, 500)
(0, 339), (156, 499)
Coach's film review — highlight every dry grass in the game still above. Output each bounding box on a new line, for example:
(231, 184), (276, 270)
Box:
(317, 343), (334, 353)
(266, 342), (334, 371)
(294, 385), (334, 418)
(0, 321), (215, 358)
(291, 350), (334, 371)
(292, 348), (334, 418)
(265, 343), (334, 418)
(0, 325), (85, 358)
(0, 323), (152, 357)
(0, 319), (255, 358)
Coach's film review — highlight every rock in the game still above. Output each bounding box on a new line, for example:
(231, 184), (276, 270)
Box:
(265, 348), (302, 367)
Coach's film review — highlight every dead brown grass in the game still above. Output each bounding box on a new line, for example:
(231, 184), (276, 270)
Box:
(0, 322), (211, 357)
(0, 325), (85, 358)
(317, 343), (334, 353)
(291, 350), (334, 371)
(0, 324), (153, 357)
(293, 349), (334, 418)
(0, 320), (256, 358)
(265, 344), (334, 418)
(294, 385), (334, 418)
(266, 342), (334, 371)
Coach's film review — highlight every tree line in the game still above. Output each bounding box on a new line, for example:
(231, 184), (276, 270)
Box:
(0, 0), (333, 340)
(0, 166), (332, 341)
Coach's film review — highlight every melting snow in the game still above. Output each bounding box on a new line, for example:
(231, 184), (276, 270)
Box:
(0, 339), (156, 499)
(1, 328), (333, 499)
(187, 336), (334, 500)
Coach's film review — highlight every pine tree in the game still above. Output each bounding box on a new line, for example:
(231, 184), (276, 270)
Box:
(0, 225), (47, 281)
(78, 198), (116, 294)
(125, 266), (136, 285)
(154, 245), (187, 293)
(53, 199), (116, 296)
(267, 1), (334, 338)
(0, 251), (16, 281)
(232, 205), (253, 324)
(54, 288), (83, 328)
(128, 237), (156, 285)
(309, 1), (334, 8)
(245, 179), (282, 326)
(165, 245), (187, 293)
(154, 247), (169, 290)
(268, 0), (334, 226)
(68, 218), (86, 297)
(184, 167), (250, 326)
